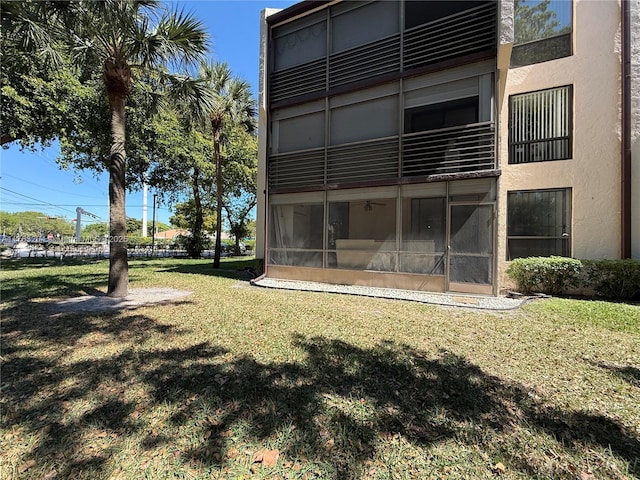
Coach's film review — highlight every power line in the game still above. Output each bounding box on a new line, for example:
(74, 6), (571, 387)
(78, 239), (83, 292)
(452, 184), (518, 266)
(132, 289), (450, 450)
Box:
(32, 148), (107, 196)
(2, 203), (108, 207)
(0, 203), (171, 210)
(1, 186), (174, 222)
(1, 173), (107, 199)
(0, 187), (111, 221)
(0, 187), (77, 216)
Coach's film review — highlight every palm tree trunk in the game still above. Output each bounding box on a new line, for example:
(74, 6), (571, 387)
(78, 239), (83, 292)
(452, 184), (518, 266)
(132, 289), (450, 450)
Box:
(191, 165), (204, 258)
(213, 135), (223, 268)
(107, 91), (129, 297)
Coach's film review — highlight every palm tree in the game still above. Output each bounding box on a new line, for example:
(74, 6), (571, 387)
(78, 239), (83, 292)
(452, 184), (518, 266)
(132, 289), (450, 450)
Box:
(60, 1), (209, 296)
(198, 62), (256, 268)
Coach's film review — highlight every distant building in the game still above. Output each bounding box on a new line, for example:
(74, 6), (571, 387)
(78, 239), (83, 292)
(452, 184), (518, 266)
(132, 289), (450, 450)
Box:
(154, 229), (190, 240)
(256, 0), (640, 295)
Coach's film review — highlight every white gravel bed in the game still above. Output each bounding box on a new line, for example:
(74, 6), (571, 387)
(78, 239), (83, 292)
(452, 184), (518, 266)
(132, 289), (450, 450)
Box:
(252, 278), (531, 310)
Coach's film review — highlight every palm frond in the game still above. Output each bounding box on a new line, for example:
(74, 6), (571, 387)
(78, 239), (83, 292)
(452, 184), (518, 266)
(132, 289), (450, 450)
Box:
(163, 72), (216, 129)
(2, 1), (65, 68)
(146, 8), (209, 68)
(200, 61), (232, 93)
(226, 78), (257, 134)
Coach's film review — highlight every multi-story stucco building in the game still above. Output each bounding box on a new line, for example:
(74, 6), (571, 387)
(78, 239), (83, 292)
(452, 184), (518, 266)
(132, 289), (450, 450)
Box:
(256, 0), (639, 295)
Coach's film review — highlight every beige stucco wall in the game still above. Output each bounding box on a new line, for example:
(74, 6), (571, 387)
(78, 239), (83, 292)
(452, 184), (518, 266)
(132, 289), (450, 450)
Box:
(497, 0), (623, 286)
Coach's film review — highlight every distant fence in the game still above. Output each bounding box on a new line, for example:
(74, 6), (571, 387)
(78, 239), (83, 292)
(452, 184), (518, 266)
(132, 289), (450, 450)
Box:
(3, 241), (249, 259)
(4, 242), (108, 259)
(4, 242), (189, 259)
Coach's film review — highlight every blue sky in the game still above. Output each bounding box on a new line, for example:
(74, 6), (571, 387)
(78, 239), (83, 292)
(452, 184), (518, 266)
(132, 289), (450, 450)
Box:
(0, 0), (296, 227)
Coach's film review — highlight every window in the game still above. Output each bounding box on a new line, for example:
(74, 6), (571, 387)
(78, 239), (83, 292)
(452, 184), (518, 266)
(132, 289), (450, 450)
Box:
(507, 189), (571, 259)
(271, 101), (325, 153)
(331, 1), (399, 54)
(329, 84), (399, 145)
(404, 97), (479, 134)
(274, 113), (325, 153)
(404, 1), (485, 30)
(509, 86), (572, 164)
(511, 0), (572, 67)
(272, 12), (326, 71)
(403, 72), (492, 134)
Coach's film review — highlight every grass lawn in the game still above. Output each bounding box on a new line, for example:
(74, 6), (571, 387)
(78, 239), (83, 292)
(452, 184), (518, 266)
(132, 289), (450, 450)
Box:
(1, 257), (639, 479)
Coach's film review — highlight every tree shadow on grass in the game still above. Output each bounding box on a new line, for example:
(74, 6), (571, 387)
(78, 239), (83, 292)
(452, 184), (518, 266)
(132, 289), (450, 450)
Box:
(1, 262), (156, 308)
(4, 311), (639, 480)
(1, 310), (193, 478)
(0, 257), (107, 271)
(163, 337), (639, 478)
(1, 272), (107, 308)
(588, 360), (640, 387)
(157, 258), (256, 280)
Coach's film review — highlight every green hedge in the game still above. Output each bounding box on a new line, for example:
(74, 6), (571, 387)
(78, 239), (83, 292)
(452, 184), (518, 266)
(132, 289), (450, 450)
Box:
(506, 257), (640, 300)
(506, 256), (582, 295)
(583, 259), (640, 300)
(127, 236), (176, 249)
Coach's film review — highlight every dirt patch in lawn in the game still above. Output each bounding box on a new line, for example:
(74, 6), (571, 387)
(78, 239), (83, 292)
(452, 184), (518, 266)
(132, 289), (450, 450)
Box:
(44, 288), (193, 315)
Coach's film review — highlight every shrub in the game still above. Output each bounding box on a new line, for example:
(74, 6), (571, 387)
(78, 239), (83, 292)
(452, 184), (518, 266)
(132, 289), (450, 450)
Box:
(582, 259), (640, 300)
(127, 236), (174, 249)
(184, 232), (211, 258)
(506, 256), (583, 295)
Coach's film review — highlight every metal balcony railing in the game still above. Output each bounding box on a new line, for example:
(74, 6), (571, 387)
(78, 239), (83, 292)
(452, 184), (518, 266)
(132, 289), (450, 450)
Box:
(402, 122), (495, 176)
(329, 34), (400, 89)
(327, 137), (399, 184)
(269, 2), (497, 104)
(268, 147), (325, 190)
(402, 2), (496, 70)
(268, 123), (495, 190)
(270, 58), (325, 103)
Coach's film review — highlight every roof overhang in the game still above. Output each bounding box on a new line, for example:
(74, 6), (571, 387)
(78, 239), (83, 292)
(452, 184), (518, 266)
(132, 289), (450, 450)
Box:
(266, 0), (331, 26)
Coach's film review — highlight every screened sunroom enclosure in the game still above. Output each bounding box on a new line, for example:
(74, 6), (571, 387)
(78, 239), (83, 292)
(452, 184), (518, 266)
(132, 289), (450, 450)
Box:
(262, 0), (499, 295)
(268, 178), (496, 295)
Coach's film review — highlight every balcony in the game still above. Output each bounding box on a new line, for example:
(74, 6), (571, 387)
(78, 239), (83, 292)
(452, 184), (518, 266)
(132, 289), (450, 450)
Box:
(269, 1), (497, 105)
(403, 2), (496, 70)
(402, 122), (495, 176)
(268, 147), (325, 190)
(268, 122), (495, 191)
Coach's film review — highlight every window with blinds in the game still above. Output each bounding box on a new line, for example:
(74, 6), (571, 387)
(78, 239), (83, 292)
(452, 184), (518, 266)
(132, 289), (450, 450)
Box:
(509, 85), (572, 164)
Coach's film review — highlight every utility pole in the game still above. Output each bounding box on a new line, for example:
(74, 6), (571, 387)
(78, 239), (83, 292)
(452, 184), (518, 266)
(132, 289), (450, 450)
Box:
(75, 207), (99, 242)
(151, 194), (157, 255)
(142, 182), (148, 237)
